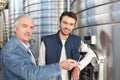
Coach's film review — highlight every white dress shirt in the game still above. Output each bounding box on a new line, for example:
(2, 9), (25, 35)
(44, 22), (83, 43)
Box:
(20, 41), (36, 65)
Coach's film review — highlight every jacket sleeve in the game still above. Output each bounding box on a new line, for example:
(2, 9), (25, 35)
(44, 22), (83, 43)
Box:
(2, 48), (61, 80)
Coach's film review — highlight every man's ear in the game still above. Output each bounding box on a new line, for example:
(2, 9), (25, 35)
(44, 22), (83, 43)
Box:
(14, 27), (18, 33)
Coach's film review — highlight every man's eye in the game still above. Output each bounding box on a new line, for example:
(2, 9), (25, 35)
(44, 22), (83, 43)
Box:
(30, 27), (34, 29)
(22, 24), (27, 28)
(22, 25), (27, 28)
(63, 21), (67, 24)
(70, 24), (74, 26)
(23, 26), (26, 27)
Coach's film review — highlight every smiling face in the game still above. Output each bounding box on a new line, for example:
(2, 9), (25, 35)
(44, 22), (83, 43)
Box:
(59, 15), (76, 39)
(14, 16), (34, 44)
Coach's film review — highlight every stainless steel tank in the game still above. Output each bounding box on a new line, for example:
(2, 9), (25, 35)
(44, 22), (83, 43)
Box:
(9, 0), (23, 38)
(71, 0), (120, 80)
(0, 13), (3, 48)
(3, 9), (9, 43)
(23, 0), (68, 56)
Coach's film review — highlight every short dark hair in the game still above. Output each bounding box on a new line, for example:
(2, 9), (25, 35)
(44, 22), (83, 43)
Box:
(60, 11), (77, 22)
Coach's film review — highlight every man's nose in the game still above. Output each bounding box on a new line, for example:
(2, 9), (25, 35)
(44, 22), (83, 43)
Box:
(66, 24), (70, 28)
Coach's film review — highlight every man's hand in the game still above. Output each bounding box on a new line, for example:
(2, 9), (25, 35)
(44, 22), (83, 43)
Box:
(60, 59), (78, 70)
(71, 66), (80, 80)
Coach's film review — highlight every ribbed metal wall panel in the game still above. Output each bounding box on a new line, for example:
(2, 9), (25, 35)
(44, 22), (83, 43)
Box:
(23, 0), (67, 56)
(78, 0), (120, 27)
(9, 0), (23, 37)
(3, 9), (9, 43)
(86, 0), (118, 8)
(0, 14), (3, 48)
(82, 2), (120, 26)
(71, 0), (120, 80)
(70, 0), (120, 28)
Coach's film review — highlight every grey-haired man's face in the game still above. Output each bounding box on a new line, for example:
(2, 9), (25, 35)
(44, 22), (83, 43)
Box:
(14, 17), (34, 44)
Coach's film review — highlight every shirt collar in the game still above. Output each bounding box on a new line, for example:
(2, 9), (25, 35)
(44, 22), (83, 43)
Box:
(19, 40), (30, 50)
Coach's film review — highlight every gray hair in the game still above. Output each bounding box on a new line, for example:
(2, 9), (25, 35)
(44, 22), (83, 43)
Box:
(14, 15), (34, 28)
